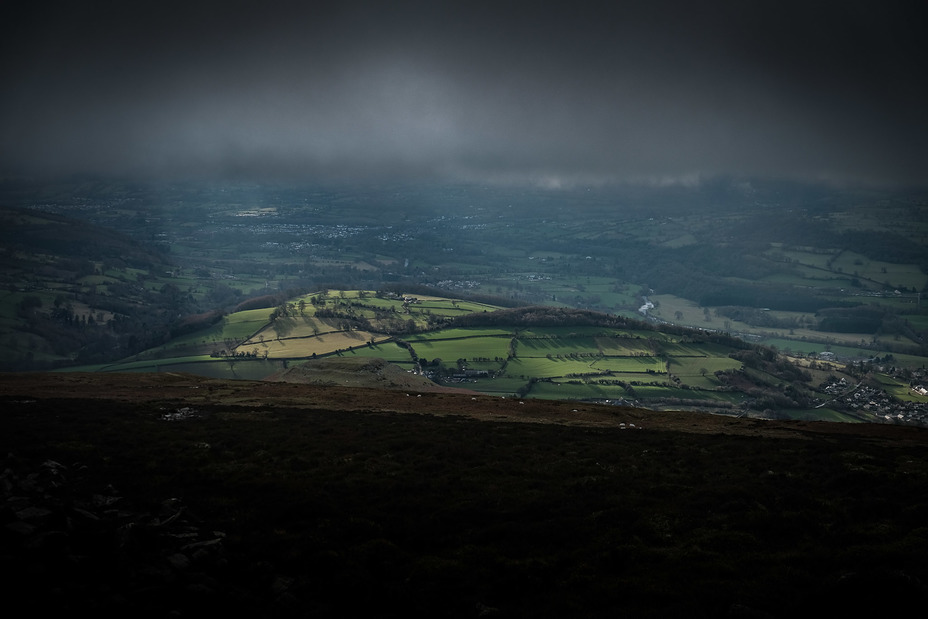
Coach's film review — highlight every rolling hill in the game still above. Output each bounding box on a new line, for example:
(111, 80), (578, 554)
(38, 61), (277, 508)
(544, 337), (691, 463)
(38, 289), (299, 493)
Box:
(72, 292), (928, 424)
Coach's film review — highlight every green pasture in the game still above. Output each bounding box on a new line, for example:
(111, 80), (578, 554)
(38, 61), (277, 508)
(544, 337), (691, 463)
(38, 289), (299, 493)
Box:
(766, 246), (926, 292)
(343, 341), (413, 363)
(503, 357), (601, 379)
(830, 251), (927, 291)
(528, 381), (630, 401)
(588, 356), (663, 373)
(156, 322), (233, 351)
(381, 360), (418, 372)
(870, 373), (928, 403)
(263, 316), (340, 342)
(413, 301), (481, 316)
(658, 341), (716, 357)
(222, 308), (276, 338)
(407, 328), (513, 341)
(669, 357), (743, 388)
(409, 336), (511, 362)
(594, 336), (657, 355)
(460, 359), (506, 372)
(338, 295), (393, 309)
(647, 294), (745, 331)
(670, 356), (741, 375)
(870, 332), (922, 351)
(761, 337), (916, 362)
(255, 330), (380, 359)
(882, 352), (928, 370)
(516, 335), (600, 356)
(569, 278), (641, 309)
(449, 300), (502, 313)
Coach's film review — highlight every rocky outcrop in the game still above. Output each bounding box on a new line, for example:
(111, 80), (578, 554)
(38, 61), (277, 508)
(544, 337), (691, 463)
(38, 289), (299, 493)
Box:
(1, 455), (283, 615)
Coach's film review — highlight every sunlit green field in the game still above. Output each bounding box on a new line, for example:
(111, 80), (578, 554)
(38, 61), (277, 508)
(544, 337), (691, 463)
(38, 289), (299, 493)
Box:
(59, 286), (923, 421)
(504, 357), (603, 378)
(516, 335), (600, 356)
(588, 357), (664, 372)
(85, 290), (758, 406)
(410, 337), (511, 363)
(669, 356), (743, 386)
(407, 327), (513, 341)
(343, 341), (419, 363)
(594, 336), (658, 355)
(529, 381), (629, 400)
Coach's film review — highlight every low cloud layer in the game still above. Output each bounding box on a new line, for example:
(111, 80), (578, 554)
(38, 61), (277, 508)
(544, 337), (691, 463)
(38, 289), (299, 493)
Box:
(2, 1), (926, 186)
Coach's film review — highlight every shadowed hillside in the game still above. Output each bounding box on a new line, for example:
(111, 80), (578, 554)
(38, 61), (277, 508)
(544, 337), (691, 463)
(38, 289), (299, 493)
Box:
(2, 372), (928, 618)
(265, 357), (476, 394)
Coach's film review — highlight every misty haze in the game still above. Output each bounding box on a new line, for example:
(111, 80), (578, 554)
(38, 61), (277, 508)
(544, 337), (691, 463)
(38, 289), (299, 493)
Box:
(2, 2), (928, 617)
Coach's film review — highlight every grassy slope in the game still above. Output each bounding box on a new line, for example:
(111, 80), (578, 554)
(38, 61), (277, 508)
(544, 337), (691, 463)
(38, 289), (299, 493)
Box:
(64, 292), (928, 421)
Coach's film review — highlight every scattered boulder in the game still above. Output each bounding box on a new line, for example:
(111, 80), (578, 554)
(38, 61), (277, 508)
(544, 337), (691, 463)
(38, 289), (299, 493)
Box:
(0, 454), (293, 615)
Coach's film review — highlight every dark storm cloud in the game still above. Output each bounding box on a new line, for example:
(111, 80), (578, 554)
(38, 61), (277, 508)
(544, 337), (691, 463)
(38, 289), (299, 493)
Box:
(1, 1), (926, 186)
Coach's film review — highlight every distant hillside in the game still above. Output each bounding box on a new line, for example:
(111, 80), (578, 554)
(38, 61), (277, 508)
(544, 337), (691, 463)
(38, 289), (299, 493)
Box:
(0, 205), (180, 368)
(61, 294), (928, 424)
(0, 204), (170, 270)
(450, 304), (751, 347)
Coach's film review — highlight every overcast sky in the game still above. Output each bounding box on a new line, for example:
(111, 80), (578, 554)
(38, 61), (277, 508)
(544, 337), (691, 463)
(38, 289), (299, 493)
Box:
(2, 1), (926, 187)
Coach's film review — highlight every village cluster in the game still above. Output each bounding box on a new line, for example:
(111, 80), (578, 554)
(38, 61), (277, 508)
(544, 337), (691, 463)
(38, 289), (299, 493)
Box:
(821, 372), (928, 425)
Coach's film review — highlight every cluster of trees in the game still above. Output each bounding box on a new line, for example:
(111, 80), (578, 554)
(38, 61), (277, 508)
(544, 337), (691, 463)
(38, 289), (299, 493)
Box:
(7, 295), (124, 369)
(715, 306), (804, 330)
(169, 309), (225, 338)
(729, 347), (813, 384)
(210, 347), (267, 359)
(452, 306), (634, 330)
(816, 306), (887, 333)
(269, 299), (306, 321)
(232, 294), (280, 312)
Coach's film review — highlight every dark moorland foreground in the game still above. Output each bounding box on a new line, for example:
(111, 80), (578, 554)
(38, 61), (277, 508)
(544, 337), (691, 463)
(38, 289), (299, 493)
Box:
(3, 372), (928, 618)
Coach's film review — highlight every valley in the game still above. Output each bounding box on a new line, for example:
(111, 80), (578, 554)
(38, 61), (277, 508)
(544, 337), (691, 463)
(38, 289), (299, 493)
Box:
(1, 179), (927, 423)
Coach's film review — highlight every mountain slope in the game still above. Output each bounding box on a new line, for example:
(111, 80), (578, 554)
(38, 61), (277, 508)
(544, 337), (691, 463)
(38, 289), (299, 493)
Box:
(1, 371), (927, 618)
